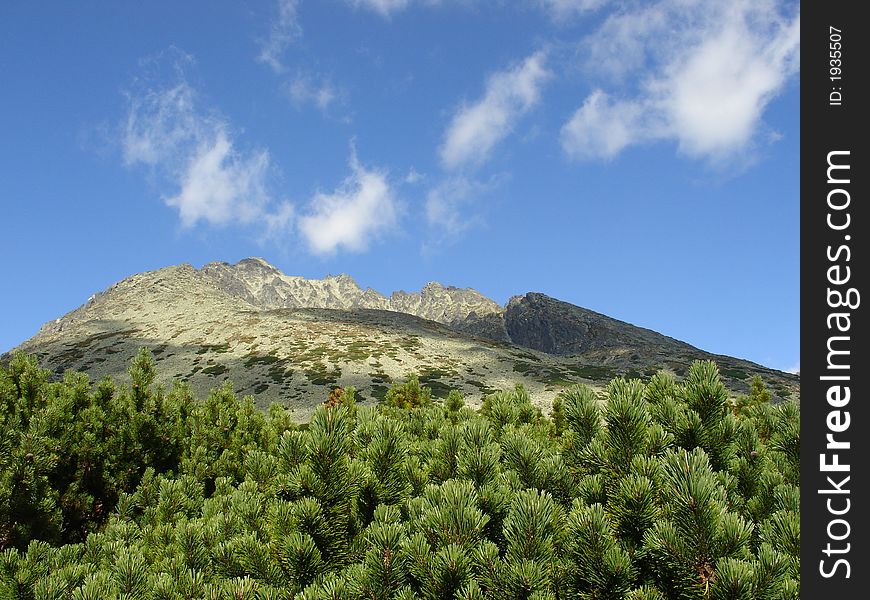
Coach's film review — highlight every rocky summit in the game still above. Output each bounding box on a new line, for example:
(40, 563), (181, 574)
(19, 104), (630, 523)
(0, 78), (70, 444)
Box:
(199, 257), (503, 325)
(9, 258), (799, 420)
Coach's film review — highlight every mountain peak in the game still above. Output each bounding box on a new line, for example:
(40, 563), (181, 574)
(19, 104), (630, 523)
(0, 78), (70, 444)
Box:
(194, 259), (501, 322)
(240, 256), (272, 266)
(238, 256), (279, 269)
(12, 258), (800, 419)
(326, 273), (360, 286)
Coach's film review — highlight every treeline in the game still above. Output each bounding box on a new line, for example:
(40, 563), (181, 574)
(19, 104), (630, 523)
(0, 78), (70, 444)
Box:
(0, 350), (799, 599)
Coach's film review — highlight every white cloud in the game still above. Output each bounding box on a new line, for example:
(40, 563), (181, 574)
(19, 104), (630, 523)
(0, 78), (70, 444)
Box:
(404, 168), (424, 184)
(349, 0), (462, 18)
(350, 0), (610, 21)
(167, 132), (271, 228)
(431, 50), (548, 241)
(122, 80), (204, 168)
(440, 52), (551, 170)
(258, 0), (302, 72)
(562, 0), (800, 163)
(122, 58), (292, 233)
(538, 0), (609, 22)
(350, 0), (411, 17)
(263, 201), (296, 243)
(425, 177), (477, 237)
(561, 91), (651, 160)
(297, 152), (400, 255)
(424, 174), (506, 244)
(785, 361), (799, 375)
(286, 74), (338, 112)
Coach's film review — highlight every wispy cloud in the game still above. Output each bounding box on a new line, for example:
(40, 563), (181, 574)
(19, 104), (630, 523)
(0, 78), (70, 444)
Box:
(440, 51), (551, 171)
(425, 177), (478, 238)
(122, 51), (292, 236)
(424, 174), (503, 240)
(123, 50), (401, 256)
(348, 0), (411, 18)
(785, 361), (799, 375)
(263, 201), (296, 244)
(350, 1), (609, 21)
(404, 168), (424, 184)
(425, 51), (548, 244)
(257, 0), (302, 73)
(297, 150), (400, 255)
(286, 74), (339, 112)
(560, 91), (650, 161)
(259, 3), (349, 121)
(166, 132), (271, 228)
(561, 0), (800, 164)
(538, 0), (610, 22)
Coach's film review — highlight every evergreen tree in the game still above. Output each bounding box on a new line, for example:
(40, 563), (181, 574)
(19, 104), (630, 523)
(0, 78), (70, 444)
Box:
(0, 353), (801, 599)
(549, 396), (566, 437)
(384, 375), (431, 410)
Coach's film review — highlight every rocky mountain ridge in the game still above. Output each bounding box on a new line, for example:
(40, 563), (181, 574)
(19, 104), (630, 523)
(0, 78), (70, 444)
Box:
(195, 259), (741, 367)
(200, 258), (503, 325)
(13, 258), (799, 420)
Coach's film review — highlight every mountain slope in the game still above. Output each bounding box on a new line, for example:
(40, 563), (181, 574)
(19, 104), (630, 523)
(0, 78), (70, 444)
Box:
(9, 259), (799, 419)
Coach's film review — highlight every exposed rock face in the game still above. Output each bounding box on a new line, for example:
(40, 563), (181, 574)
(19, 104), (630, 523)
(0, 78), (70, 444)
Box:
(448, 312), (511, 344)
(194, 260), (694, 360)
(390, 282), (502, 324)
(501, 293), (690, 356)
(9, 258), (800, 420)
(192, 260), (698, 360)
(199, 258), (502, 324)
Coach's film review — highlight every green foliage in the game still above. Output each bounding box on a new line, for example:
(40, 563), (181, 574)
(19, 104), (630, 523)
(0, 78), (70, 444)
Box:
(734, 375), (772, 417)
(549, 396), (566, 437)
(559, 384), (601, 447)
(446, 390), (465, 413)
(0, 356), (800, 599)
(749, 376), (772, 405)
(562, 502), (635, 598)
(384, 375), (431, 410)
(0, 351), (193, 550)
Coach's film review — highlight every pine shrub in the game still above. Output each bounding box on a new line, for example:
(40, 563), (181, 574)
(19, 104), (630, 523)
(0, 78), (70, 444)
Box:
(0, 355), (800, 599)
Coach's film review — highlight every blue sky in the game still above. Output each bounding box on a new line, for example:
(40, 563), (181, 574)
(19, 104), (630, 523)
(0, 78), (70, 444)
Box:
(1, 0), (800, 372)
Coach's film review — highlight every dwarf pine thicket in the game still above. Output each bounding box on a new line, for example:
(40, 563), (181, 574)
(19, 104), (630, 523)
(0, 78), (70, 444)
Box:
(0, 349), (800, 599)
